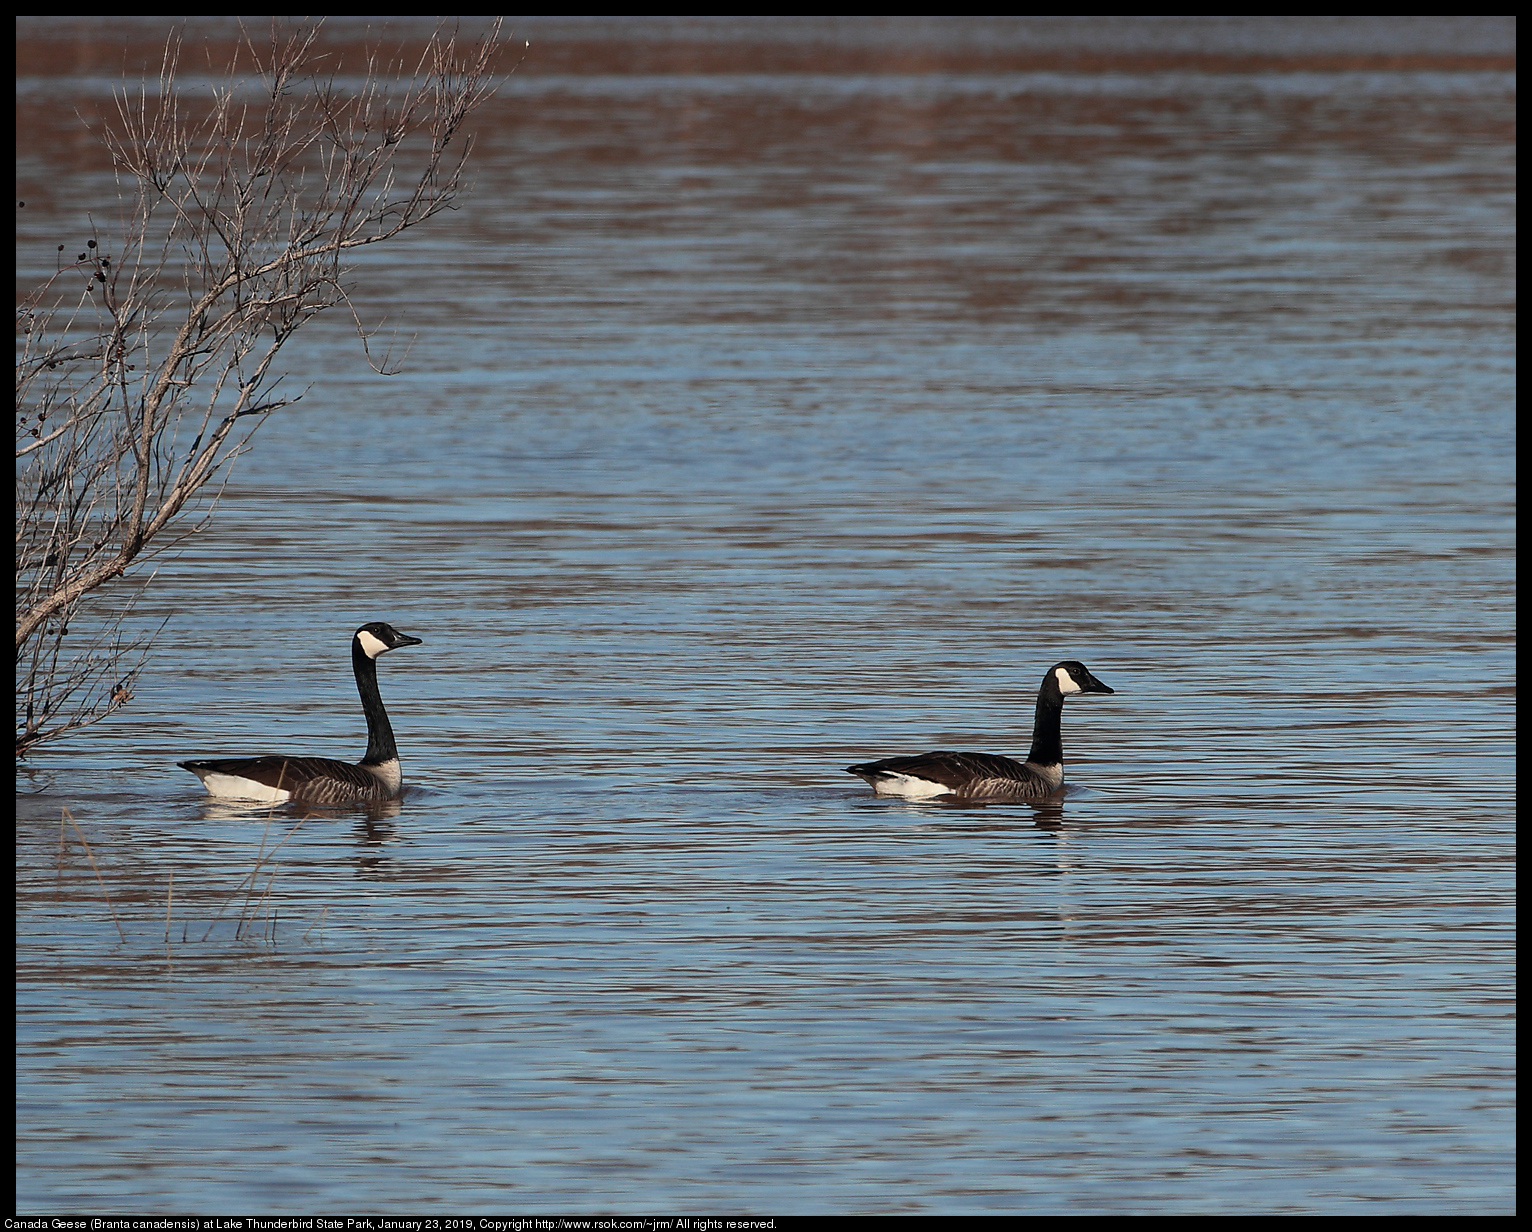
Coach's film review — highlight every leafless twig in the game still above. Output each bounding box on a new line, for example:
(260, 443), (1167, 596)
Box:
(17, 19), (514, 757)
(60, 807), (127, 943)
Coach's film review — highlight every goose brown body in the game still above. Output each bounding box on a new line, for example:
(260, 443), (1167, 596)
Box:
(846, 661), (1114, 802)
(178, 622), (421, 805)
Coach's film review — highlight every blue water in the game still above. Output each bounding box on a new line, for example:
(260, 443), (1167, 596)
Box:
(15, 17), (1515, 1214)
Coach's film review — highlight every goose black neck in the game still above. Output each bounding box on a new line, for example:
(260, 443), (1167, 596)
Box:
(353, 640), (399, 766)
(1026, 680), (1066, 767)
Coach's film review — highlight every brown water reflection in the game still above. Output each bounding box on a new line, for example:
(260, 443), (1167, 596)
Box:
(16, 16), (1514, 1216)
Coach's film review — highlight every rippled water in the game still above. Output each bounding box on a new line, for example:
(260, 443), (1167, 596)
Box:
(15, 17), (1515, 1214)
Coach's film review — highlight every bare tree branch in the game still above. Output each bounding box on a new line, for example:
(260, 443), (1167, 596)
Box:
(17, 19), (514, 758)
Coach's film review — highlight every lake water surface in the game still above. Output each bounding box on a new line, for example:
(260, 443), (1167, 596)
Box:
(15, 17), (1515, 1214)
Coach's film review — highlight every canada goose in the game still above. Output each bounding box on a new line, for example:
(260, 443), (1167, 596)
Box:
(846, 660), (1114, 802)
(178, 622), (422, 805)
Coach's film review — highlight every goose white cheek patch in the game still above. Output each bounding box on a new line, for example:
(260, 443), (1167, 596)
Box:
(356, 628), (389, 659)
(1055, 667), (1083, 694)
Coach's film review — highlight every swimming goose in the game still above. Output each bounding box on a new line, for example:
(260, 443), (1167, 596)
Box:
(178, 622), (422, 805)
(846, 660), (1114, 802)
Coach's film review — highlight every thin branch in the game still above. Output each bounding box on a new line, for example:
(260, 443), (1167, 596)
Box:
(17, 19), (512, 756)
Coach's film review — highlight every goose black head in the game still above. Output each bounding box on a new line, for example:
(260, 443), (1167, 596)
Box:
(354, 622), (423, 660)
(1049, 661), (1114, 697)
